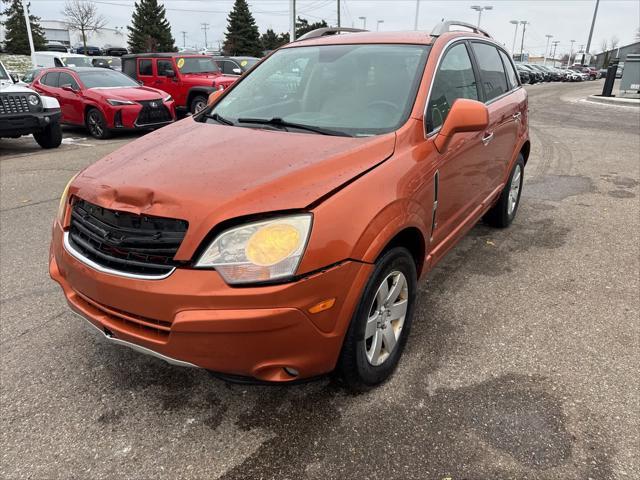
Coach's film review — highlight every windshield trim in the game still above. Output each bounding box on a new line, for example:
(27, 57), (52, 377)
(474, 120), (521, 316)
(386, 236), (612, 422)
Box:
(204, 43), (431, 137)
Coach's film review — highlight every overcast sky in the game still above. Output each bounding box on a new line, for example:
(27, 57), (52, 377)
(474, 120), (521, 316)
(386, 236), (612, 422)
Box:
(26, 0), (640, 55)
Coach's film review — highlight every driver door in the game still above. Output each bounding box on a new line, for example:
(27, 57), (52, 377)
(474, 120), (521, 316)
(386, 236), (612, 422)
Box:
(154, 59), (181, 103)
(425, 41), (489, 248)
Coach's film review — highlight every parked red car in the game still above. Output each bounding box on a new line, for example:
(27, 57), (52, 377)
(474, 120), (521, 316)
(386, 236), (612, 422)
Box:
(31, 67), (176, 139)
(121, 54), (238, 114)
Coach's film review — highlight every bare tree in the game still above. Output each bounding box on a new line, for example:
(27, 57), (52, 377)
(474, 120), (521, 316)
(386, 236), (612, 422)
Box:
(62, 0), (107, 54)
(599, 38), (608, 53)
(610, 35), (619, 51)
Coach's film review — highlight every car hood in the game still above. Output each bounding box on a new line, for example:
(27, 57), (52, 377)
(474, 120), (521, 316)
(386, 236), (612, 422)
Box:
(71, 118), (396, 260)
(89, 86), (165, 100)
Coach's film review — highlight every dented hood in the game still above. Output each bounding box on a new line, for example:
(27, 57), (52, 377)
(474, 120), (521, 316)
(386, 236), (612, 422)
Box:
(72, 118), (395, 257)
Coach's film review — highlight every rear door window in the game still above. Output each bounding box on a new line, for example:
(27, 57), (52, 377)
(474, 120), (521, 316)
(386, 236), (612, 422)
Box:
(426, 42), (479, 133)
(499, 50), (519, 89)
(471, 42), (509, 101)
(138, 59), (153, 76)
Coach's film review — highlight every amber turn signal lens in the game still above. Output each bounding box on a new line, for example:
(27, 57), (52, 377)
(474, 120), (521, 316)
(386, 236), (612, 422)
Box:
(308, 298), (336, 314)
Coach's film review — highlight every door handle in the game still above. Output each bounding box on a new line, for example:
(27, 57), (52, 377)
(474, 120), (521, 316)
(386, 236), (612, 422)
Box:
(513, 112), (522, 121)
(482, 132), (494, 145)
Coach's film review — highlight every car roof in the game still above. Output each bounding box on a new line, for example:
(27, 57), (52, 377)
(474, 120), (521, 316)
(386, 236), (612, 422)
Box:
(282, 30), (496, 48)
(122, 53), (201, 59)
(35, 51), (88, 57)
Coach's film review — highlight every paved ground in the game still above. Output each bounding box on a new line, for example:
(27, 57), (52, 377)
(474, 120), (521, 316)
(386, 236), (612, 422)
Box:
(1, 80), (638, 480)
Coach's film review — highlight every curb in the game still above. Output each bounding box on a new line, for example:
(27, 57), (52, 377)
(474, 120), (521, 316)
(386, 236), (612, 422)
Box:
(586, 95), (640, 107)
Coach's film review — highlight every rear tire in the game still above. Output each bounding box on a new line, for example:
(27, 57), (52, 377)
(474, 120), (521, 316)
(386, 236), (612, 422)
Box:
(337, 247), (417, 391)
(33, 122), (62, 149)
(85, 108), (111, 139)
(484, 155), (525, 228)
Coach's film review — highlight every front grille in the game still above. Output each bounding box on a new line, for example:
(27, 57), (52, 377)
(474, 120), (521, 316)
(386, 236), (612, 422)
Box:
(135, 99), (172, 126)
(68, 199), (188, 277)
(75, 290), (171, 340)
(0, 94), (30, 115)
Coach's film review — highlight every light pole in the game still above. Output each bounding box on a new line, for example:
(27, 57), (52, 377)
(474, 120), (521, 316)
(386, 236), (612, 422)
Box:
(510, 20), (520, 56)
(414, 0), (420, 30)
(359, 16), (367, 29)
(551, 40), (560, 67)
(376, 20), (384, 31)
(470, 5), (493, 28)
(583, 0), (600, 64)
(20, 0), (36, 67)
(519, 21), (529, 62)
(567, 39), (576, 67)
(543, 34), (553, 66)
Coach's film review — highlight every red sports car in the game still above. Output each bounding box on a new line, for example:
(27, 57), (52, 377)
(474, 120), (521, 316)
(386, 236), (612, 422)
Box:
(31, 67), (176, 139)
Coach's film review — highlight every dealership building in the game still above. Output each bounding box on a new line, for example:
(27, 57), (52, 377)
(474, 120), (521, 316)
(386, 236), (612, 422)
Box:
(592, 41), (640, 68)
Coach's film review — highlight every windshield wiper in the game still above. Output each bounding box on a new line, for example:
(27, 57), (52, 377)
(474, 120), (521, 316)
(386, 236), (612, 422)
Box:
(237, 117), (352, 137)
(208, 112), (234, 126)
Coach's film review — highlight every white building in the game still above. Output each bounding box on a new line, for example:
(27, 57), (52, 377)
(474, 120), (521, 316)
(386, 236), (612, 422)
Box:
(41, 20), (127, 49)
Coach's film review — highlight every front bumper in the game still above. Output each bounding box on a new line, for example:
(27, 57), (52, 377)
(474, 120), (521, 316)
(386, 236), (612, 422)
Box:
(0, 109), (61, 137)
(49, 223), (372, 382)
(107, 102), (175, 130)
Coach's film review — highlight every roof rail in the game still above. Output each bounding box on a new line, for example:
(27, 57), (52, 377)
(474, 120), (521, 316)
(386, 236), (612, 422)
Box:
(296, 27), (368, 41)
(431, 21), (492, 39)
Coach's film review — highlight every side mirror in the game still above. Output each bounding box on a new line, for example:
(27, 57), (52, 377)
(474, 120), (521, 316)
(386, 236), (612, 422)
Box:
(165, 69), (176, 78)
(207, 88), (224, 106)
(61, 84), (78, 93)
(10, 72), (19, 84)
(232, 68), (242, 75)
(433, 98), (489, 153)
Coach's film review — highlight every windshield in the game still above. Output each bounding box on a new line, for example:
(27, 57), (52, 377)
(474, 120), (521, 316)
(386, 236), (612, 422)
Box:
(79, 70), (139, 88)
(177, 56), (220, 74)
(210, 44), (429, 136)
(60, 56), (93, 68)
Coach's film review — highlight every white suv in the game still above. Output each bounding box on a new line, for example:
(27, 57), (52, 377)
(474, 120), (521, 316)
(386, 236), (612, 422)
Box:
(0, 61), (63, 149)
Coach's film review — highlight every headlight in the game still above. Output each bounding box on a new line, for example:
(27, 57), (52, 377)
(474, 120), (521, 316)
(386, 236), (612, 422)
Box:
(163, 94), (172, 102)
(196, 214), (313, 285)
(27, 94), (40, 106)
(57, 174), (78, 223)
(106, 98), (135, 106)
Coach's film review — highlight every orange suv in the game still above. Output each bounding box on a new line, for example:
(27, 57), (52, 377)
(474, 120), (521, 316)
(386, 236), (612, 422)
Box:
(50, 22), (529, 389)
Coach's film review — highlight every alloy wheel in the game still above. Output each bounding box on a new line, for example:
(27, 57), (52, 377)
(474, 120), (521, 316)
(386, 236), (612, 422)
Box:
(88, 112), (104, 137)
(508, 164), (522, 216)
(364, 271), (408, 366)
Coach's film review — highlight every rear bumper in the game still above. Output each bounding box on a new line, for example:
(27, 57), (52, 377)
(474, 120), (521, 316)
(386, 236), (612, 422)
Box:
(0, 110), (61, 137)
(49, 223), (372, 381)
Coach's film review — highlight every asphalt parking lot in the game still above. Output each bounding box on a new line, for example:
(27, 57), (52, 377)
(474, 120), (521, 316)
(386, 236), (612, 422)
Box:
(1, 80), (639, 479)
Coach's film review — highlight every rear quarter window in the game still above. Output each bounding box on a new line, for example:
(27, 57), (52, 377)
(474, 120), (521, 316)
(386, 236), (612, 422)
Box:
(499, 50), (519, 89)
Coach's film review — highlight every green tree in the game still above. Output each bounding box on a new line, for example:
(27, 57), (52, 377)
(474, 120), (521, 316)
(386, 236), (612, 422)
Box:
(261, 28), (289, 51)
(127, 0), (176, 53)
(1, 0), (47, 55)
(295, 17), (328, 38)
(223, 0), (261, 56)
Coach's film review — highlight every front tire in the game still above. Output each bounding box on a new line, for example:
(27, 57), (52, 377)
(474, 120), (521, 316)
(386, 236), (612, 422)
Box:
(190, 95), (207, 114)
(85, 108), (111, 139)
(337, 247), (417, 391)
(33, 122), (62, 149)
(484, 155), (524, 228)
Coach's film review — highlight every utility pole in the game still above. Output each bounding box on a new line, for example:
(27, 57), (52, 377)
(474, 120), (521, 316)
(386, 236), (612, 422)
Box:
(20, 0), (36, 67)
(583, 0), (600, 64)
(290, 0), (296, 41)
(337, 0), (340, 28)
(201, 23), (210, 49)
(568, 39), (575, 67)
(543, 34), (553, 66)
(180, 31), (187, 49)
(510, 20), (520, 56)
(414, 0), (420, 30)
(551, 40), (560, 67)
(519, 21), (529, 62)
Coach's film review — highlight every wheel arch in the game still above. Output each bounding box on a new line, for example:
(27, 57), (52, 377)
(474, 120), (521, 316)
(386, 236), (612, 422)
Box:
(377, 227), (427, 278)
(520, 140), (531, 166)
